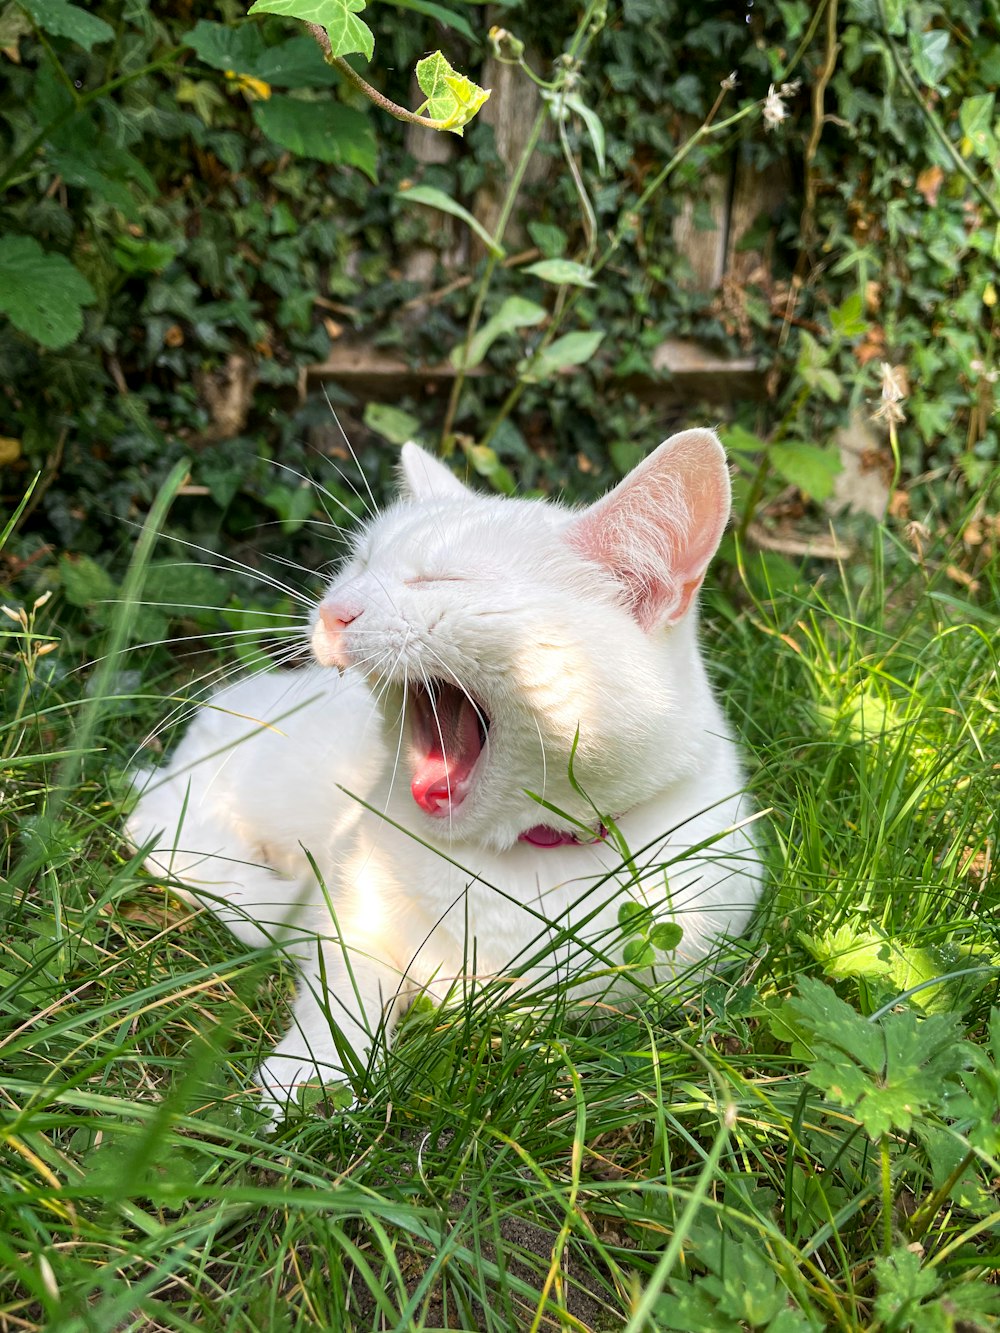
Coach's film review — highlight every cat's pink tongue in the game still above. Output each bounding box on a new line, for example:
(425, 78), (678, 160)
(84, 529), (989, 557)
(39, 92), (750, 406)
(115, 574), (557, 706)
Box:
(410, 685), (484, 816)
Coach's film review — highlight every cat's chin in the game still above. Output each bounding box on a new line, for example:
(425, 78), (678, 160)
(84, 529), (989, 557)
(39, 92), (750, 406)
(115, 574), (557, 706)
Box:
(407, 679), (490, 819)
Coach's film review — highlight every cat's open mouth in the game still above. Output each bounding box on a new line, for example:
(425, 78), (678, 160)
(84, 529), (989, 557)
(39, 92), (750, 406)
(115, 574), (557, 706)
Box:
(408, 680), (490, 817)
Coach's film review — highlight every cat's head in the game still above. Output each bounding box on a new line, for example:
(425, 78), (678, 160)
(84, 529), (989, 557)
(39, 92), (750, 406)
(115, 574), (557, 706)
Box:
(311, 430), (731, 850)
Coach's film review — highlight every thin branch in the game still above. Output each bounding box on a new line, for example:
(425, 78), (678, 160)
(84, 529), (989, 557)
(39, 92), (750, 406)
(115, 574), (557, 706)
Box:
(304, 23), (442, 130)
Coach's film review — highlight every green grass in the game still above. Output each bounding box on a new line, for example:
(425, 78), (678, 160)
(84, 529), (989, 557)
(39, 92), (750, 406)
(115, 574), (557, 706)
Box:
(2, 491), (998, 1332)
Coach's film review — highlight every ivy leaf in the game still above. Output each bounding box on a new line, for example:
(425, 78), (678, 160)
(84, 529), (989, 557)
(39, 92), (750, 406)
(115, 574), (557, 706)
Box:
(113, 235), (178, 275)
(18, 0), (113, 50)
(767, 442), (842, 502)
(262, 482), (316, 533)
(414, 50), (490, 135)
(783, 977), (968, 1139)
(451, 296), (547, 370)
(399, 184), (504, 260)
(830, 292), (867, 340)
(908, 26), (952, 89)
(363, 402), (422, 446)
(0, 236), (96, 350)
(520, 329), (604, 383)
(253, 96), (377, 181)
(959, 93), (996, 158)
(524, 259), (595, 288)
(247, 0), (374, 62)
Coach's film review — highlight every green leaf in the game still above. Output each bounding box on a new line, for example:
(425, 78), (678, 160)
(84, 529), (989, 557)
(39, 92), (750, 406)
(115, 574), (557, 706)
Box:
(176, 76), (228, 125)
(872, 1248), (940, 1324)
(363, 402), (422, 446)
(247, 0), (374, 62)
(719, 424), (767, 454)
(19, 0), (113, 49)
(784, 977), (968, 1140)
(521, 329), (604, 383)
(908, 26), (952, 88)
(390, 0), (476, 42)
(960, 93), (997, 158)
(609, 440), (644, 475)
(414, 50), (490, 136)
(262, 483), (317, 533)
(253, 35), (341, 85)
(799, 925), (890, 982)
(563, 92), (606, 174)
(59, 554), (116, 609)
(451, 296), (547, 370)
(527, 221), (567, 258)
(459, 443), (515, 495)
(0, 236), (95, 350)
(830, 292), (867, 340)
(622, 938), (656, 967)
(523, 259), (595, 288)
(185, 19), (266, 71)
(649, 922), (683, 953)
(398, 184), (504, 260)
(253, 96), (377, 181)
(767, 442), (842, 502)
(113, 236), (178, 275)
(617, 900), (646, 933)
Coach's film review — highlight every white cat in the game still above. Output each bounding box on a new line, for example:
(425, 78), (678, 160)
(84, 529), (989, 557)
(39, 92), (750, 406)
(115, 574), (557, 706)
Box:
(127, 428), (763, 1115)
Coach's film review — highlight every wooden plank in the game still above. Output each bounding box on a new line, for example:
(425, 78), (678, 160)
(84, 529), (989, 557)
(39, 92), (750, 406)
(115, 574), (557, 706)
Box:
(307, 338), (762, 403)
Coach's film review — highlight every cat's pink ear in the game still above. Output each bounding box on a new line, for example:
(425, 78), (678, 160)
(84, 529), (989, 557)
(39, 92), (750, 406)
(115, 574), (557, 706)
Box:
(399, 442), (470, 501)
(567, 429), (731, 629)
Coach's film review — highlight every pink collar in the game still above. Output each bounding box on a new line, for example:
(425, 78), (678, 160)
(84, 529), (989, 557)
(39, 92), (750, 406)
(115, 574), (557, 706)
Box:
(518, 821), (610, 848)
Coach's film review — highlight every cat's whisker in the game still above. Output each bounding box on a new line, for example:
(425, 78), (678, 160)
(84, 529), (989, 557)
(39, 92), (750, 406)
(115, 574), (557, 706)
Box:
(378, 645), (411, 822)
(128, 640), (312, 766)
(113, 526), (316, 607)
(531, 712), (548, 805)
(416, 660), (457, 844)
(321, 386), (381, 520)
(79, 622), (308, 679)
(267, 456), (367, 531)
(419, 643), (492, 770)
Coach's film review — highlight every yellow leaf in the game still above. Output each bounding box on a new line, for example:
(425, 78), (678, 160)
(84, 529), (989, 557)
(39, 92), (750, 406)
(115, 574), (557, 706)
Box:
(415, 51), (490, 136)
(225, 70), (271, 101)
(0, 436), (21, 465)
(984, 281), (998, 307)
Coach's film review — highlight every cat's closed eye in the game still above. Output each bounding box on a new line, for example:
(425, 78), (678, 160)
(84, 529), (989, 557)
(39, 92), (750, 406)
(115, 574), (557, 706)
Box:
(404, 575), (467, 587)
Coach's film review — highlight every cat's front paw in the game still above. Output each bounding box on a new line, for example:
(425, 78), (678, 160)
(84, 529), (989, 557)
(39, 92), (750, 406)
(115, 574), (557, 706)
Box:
(255, 1051), (356, 1125)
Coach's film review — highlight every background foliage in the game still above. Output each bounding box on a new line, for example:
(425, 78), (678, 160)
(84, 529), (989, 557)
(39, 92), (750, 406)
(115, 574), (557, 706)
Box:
(1, 0), (998, 590)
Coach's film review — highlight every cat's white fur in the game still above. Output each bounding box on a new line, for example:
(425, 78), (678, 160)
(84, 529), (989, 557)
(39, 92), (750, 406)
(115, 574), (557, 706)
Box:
(127, 429), (762, 1114)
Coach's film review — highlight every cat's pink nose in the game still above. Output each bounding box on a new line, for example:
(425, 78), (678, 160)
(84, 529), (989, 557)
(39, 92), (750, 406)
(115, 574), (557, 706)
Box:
(312, 600), (360, 669)
(318, 603), (358, 634)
